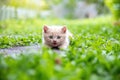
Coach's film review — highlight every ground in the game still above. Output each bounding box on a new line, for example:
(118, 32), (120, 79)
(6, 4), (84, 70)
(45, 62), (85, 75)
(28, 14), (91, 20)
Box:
(0, 17), (120, 80)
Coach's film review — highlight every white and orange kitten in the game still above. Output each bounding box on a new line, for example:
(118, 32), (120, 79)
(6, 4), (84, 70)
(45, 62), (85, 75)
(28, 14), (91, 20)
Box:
(42, 25), (72, 49)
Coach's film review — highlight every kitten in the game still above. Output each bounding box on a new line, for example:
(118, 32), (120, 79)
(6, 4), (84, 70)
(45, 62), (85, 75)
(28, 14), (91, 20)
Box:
(42, 25), (72, 49)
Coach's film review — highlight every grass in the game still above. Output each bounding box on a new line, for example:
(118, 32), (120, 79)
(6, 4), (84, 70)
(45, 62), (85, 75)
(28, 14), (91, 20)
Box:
(0, 17), (120, 80)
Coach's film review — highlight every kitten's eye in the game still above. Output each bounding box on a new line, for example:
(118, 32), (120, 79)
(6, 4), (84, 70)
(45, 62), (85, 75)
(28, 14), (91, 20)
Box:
(49, 36), (53, 39)
(57, 36), (61, 39)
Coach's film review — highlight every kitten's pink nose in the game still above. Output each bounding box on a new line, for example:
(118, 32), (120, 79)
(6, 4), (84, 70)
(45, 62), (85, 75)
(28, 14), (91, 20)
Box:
(53, 40), (56, 43)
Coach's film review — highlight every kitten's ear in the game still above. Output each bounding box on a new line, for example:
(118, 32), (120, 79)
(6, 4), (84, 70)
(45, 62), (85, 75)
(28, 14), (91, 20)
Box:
(62, 26), (67, 33)
(43, 25), (48, 33)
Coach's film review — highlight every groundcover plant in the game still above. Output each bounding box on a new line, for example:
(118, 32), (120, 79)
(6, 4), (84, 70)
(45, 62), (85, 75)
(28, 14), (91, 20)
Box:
(0, 17), (120, 80)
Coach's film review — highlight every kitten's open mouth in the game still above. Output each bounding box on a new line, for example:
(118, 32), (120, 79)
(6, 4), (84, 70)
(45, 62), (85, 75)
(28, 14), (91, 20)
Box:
(52, 43), (59, 49)
(53, 42), (57, 46)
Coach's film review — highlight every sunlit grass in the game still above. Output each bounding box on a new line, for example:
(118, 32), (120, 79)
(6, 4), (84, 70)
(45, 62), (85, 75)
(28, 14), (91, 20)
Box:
(0, 17), (120, 80)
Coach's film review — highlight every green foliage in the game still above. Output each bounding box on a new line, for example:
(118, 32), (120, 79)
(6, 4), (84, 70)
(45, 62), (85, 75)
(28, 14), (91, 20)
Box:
(46, 0), (61, 5)
(0, 34), (41, 48)
(0, 0), (47, 10)
(105, 0), (120, 20)
(0, 0), (9, 6)
(45, 0), (77, 19)
(83, 0), (109, 14)
(0, 17), (120, 80)
(64, 0), (76, 19)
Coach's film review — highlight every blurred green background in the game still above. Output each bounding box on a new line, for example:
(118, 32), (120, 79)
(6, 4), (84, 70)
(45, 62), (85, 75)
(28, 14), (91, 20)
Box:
(0, 0), (120, 80)
(0, 0), (119, 20)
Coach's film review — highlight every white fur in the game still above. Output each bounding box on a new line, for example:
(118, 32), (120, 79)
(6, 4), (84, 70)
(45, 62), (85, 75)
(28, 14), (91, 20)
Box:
(42, 25), (72, 49)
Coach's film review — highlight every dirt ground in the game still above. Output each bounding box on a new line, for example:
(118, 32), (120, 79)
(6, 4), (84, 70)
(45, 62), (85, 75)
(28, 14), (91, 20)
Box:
(0, 45), (66, 57)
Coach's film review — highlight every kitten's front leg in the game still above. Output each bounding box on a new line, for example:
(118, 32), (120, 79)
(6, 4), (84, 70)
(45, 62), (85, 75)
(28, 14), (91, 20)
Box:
(59, 44), (68, 50)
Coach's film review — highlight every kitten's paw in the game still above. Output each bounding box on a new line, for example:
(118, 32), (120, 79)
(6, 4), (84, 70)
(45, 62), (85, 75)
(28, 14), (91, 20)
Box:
(59, 45), (68, 50)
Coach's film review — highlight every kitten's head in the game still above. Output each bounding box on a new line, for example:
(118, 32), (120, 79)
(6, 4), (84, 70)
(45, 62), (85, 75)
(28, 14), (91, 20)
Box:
(43, 25), (67, 47)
